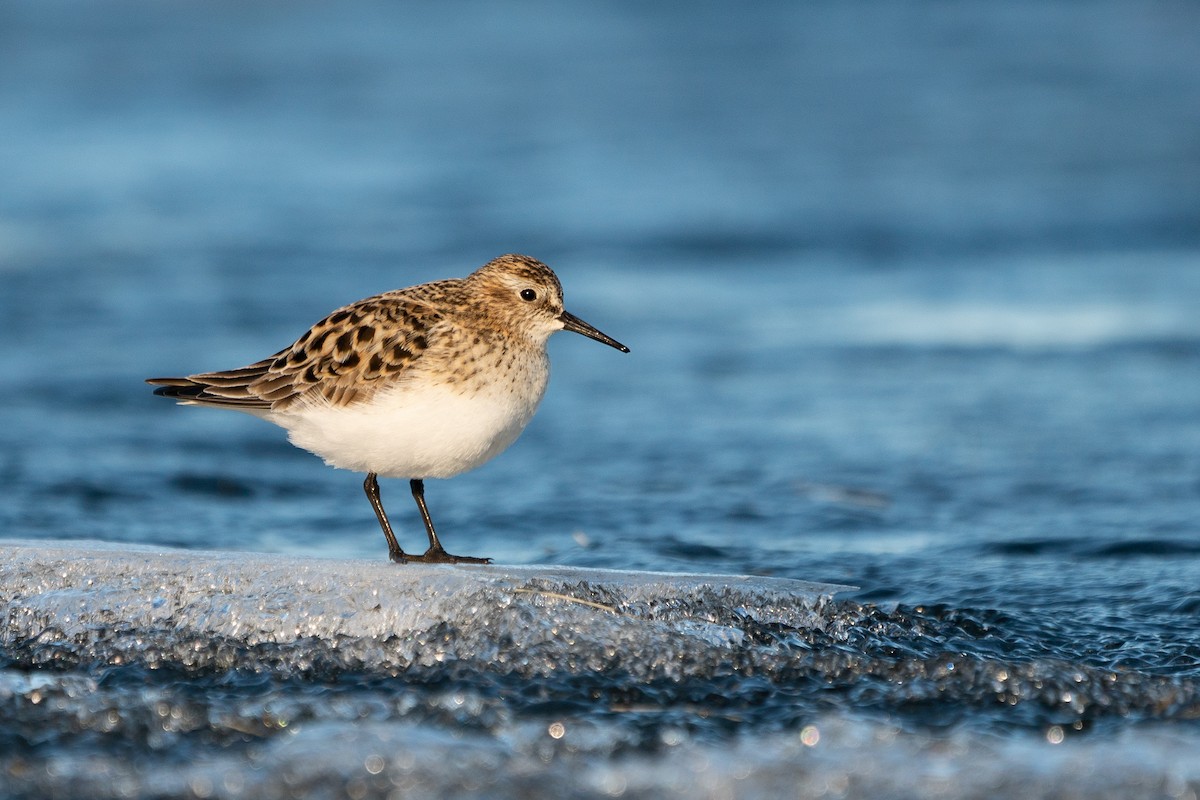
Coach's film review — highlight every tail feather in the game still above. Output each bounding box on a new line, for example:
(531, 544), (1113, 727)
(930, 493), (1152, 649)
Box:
(147, 380), (206, 400)
(146, 358), (278, 411)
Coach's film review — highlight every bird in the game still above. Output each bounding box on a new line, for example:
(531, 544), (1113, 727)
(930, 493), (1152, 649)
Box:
(147, 254), (628, 564)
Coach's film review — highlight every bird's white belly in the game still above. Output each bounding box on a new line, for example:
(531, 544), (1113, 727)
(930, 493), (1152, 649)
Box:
(273, 377), (547, 479)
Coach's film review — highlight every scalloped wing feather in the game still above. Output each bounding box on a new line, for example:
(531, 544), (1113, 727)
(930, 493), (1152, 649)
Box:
(148, 288), (453, 412)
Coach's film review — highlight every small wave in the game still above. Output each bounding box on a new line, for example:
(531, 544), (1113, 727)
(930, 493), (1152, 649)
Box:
(831, 302), (1199, 349)
(1086, 539), (1200, 558)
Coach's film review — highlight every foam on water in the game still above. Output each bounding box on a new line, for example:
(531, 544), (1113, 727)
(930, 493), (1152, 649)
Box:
(7, 714), (1200, 800)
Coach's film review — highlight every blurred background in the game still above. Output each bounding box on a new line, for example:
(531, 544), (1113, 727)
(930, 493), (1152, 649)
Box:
(3, 2), (1200, 794)
(2, 0), (1198, 603)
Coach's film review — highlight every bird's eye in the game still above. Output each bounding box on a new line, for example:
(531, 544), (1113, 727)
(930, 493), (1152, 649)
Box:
(520, 289), (537, 302)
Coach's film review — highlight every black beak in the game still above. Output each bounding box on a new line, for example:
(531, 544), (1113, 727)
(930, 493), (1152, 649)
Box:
(559, 311), (630, 353)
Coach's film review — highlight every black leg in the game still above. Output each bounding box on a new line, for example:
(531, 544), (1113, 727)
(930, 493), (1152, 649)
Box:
(408, 478), (491, 564)
(364, 473), (407, 563)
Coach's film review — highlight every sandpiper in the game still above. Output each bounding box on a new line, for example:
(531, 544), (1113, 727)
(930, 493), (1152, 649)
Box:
(147, 254), (628, 563)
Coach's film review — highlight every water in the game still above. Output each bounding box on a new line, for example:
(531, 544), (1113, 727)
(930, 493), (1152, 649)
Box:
(2, 1), (1200, 797)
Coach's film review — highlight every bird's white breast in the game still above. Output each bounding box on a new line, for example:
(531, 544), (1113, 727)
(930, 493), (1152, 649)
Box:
(272, 354), (549, 480)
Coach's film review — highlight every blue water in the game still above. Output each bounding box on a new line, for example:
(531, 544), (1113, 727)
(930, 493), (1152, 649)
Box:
(2, 1), (1200, 796)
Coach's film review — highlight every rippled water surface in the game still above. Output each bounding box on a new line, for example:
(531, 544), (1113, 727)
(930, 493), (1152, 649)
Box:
(2, 1), (1200, 797)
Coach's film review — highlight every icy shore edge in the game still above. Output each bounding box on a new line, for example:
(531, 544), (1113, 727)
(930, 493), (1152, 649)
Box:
(4, 540), (1200, 799)
(1, 538), (851, 648)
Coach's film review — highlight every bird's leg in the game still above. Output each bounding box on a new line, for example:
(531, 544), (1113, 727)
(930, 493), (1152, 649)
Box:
(364, 473), (408, 563)
(408, 478), (491, 564)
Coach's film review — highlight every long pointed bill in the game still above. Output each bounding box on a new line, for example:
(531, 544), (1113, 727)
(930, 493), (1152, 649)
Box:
(559, 311), (630, 353)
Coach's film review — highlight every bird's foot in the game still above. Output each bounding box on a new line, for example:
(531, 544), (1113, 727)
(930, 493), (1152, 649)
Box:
(409, 546), (492, 565)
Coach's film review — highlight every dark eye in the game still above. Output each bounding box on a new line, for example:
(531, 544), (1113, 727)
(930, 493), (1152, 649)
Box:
(520, 289), (537, 302)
